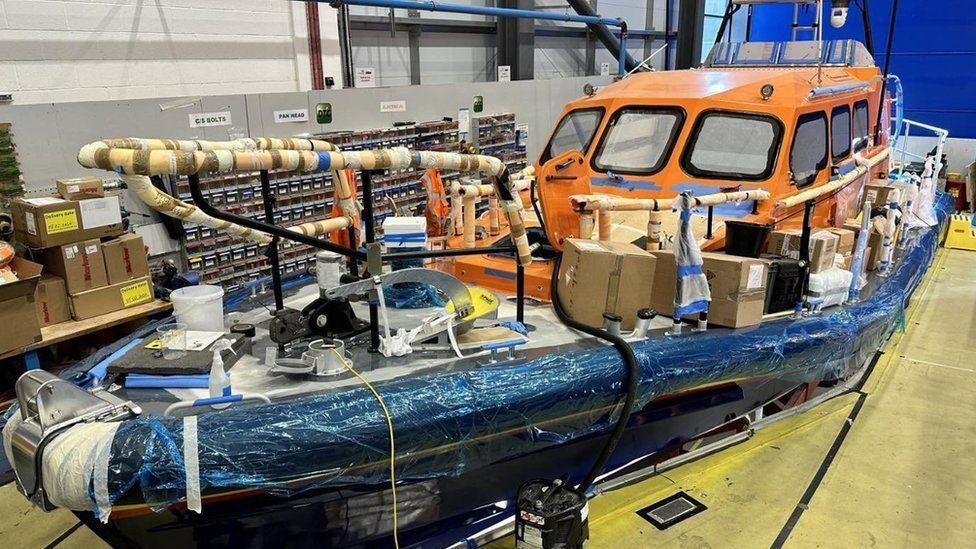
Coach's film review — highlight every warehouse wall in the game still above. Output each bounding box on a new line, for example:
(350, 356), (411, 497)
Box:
(0, 75), (611, 195)
(351, 0), (673, 86)
(0, 0), (343, 104)
(1, 0), (669, 99)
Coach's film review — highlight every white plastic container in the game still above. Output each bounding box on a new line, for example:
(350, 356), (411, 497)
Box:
(170, 285), (225, 332)
(315, 251), (343, 291)
(382, 216), (427, 249)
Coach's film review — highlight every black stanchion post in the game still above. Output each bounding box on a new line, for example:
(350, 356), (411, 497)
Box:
(360, 170), (381, 353)
(795, 199), (815, 315)
(706, 205), (714, 240)
(516, 260), (525, 324)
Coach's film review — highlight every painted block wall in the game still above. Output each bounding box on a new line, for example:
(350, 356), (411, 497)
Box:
(0, 0), (342, 104)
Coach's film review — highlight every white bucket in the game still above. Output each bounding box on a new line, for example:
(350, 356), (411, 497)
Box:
(170, 285), (225, 332)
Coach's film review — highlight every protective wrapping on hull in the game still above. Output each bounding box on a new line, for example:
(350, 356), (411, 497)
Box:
(2, 193), (952, 518)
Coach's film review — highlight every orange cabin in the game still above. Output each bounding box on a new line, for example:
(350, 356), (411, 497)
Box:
(445, 40), (892, 301)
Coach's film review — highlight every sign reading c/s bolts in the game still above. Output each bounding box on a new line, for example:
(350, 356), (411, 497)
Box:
(600, 62), (611, 76)
(274, 109), (309, 123)
(189, 111), (232, 128)
(497, 65), (511, 82)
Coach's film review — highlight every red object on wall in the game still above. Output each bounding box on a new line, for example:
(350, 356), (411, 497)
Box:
(306, 2), (325, 90)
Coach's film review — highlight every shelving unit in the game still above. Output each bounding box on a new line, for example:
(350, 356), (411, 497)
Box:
(177, 120), (461, 292)
(472, 112), (528, 217)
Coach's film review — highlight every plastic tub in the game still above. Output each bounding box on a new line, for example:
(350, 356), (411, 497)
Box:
(724, 221), (772, 258)
(170, 285), (225, 332)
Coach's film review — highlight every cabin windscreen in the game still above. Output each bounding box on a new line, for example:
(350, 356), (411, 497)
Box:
(791, 111), (829, 187)
(681, 111), (781, 180)
(593, 108), (683, 174)
(831, 106), (852, 162)
(541, 108), (604, 163)
(853, 100), (870, 152)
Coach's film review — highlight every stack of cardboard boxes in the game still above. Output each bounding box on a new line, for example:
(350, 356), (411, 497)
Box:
(557, 238), (770, 331)
(9, 177), (154, 324)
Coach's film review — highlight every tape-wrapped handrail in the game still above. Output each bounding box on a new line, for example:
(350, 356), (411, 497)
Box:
(77, 138), (532, 264)
(570, 189), (771, 212)
(774, 147), (890, 210)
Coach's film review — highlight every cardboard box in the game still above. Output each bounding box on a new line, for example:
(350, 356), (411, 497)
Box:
(102, 234), (150, 284)
(11, 196), (124, 248)
(43, 239), (108, 294)
(824, 227), (856, 255)
(35, 274), (70, 327)
(69, 276), (154, 320)
(843, 219), (883, 271)
(650, 250), (768, 329)
(57, 177), (105, 200)
(0, 257), (43, 354)
(766, 229), (839, 273)
(861, 183), (895, 211)
(556, 239), (656, 330)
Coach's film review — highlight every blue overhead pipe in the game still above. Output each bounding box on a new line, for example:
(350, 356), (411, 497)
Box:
(321, 0), (632, 74)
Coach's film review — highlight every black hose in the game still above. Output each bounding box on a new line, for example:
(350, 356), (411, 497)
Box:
(549, 253), (639, 492)
(529, 178), (549, 239)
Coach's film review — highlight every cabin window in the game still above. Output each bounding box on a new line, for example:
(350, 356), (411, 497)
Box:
(831, 105), (852, 162)
(541, 108), (604, 163)
(852, 100), (870, 151)
(790, 111), (829, 188)
(592, 107), (684, 174)
(681, 111), (782, 180)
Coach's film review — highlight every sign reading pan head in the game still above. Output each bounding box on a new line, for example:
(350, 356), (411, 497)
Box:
(274, 109), (309, 124)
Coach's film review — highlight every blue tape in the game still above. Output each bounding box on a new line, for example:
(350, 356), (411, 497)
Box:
(315, 152), (332, 172)
(674, 299), (708, 316)
(192, 394), (243, 407)
(125, 374), (210, 389)
(481, 339), (527, 351)
(676, 264), (703, 278)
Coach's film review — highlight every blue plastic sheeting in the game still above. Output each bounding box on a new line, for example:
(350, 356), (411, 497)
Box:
(386, 246), (446, 309)
(90, 194), (951, 511)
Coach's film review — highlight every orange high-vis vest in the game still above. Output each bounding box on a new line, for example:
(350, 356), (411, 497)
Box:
(420, 168), (450, 237)
(329, 168), (361, 249)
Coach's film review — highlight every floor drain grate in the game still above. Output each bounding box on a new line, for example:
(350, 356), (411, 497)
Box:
(636, 491), (707, 530)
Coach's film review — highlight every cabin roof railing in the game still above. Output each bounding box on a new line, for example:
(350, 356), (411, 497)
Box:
(704, 40), (875, 69)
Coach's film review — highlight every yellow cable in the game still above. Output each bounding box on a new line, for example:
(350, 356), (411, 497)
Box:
(332, 348), (399, 548)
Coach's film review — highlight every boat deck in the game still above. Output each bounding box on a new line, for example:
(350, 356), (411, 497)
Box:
(1, 248), (973, 548)
(487, 247), (976, 548)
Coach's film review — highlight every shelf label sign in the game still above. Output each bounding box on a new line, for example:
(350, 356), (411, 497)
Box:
(120, 279), (153, 307)
(497, 65), (511, 82)
(356, 67), (376, 88)
(600, 62), (611, 76)
(189, 111), (232, 128)
(380, 100), (406, 113)
(274, 109), (309, 123)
